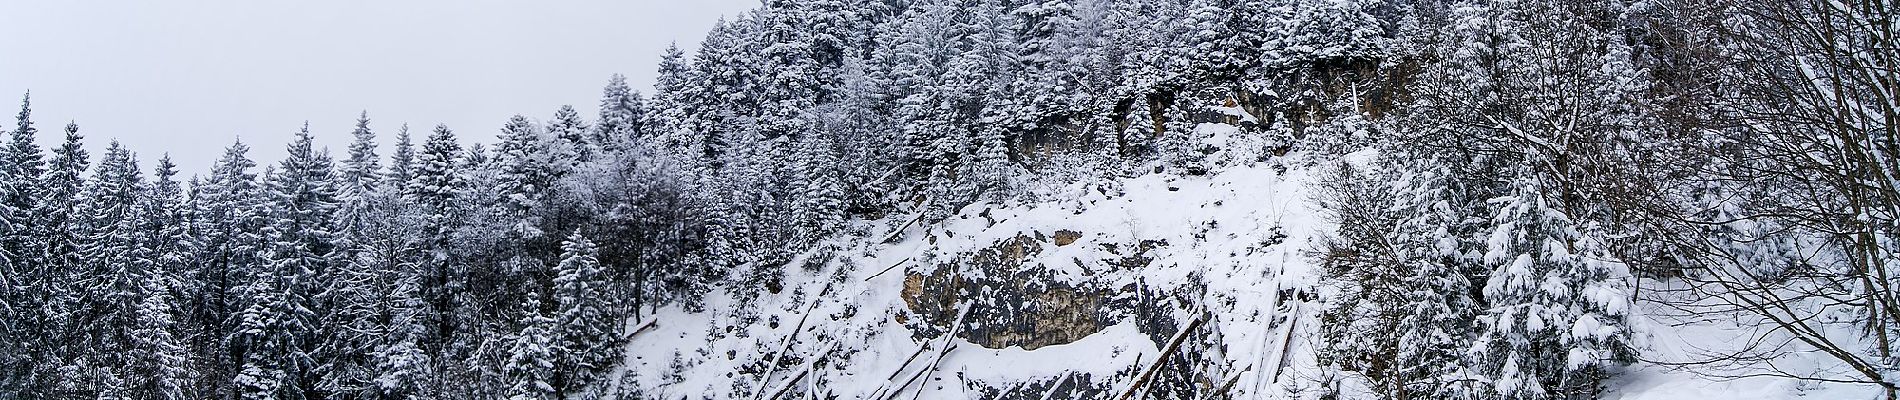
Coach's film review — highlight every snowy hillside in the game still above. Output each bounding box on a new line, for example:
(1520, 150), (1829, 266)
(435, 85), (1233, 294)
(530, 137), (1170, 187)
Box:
(6, 0), (1897, 399)
(603, 124), (1887, 400)
(608, 123), (1321, 399)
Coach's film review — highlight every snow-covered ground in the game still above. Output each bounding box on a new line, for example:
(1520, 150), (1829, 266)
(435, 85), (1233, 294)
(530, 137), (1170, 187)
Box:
(602, 123), (1882, 399)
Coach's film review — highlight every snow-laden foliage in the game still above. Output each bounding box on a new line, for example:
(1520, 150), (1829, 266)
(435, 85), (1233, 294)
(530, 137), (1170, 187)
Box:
(2, 0), (1899, 398)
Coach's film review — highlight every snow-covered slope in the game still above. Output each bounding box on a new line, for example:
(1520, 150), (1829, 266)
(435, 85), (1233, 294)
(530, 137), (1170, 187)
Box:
(601, 123), (1879, 400)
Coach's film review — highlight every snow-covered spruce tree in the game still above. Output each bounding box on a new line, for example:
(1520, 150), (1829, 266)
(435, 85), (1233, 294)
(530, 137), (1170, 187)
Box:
(385, 124), (417, 196)
(0, 94), (52, 399)
(648, 43), (694, 153)
(76, 141), (148, 395)
(547, 105), (595, 166)
(596, 74), (642, 153)
(1471, 173), (1633, 399)
(0, 96), (44, 292)
(791, 129), (845, 244)
(340, 111), (382, 200)
(28, 122), (91, 393)
(233, 126), (342, 399)
(126, 254), (192, 400)
(504, 294), (559, 400)
(1269, 0), (1387, 65)
(3, 92), (43, 214)
(495, 114), (557, 223)
(194, 141), (268, 393)
(1313, 161), (1408, 393)
(404, 123), (463, 352)
(552, 231), (616, 395)
(125, 154), (196, 400)
(373, 269), (433, 400)
(322, 113), (391, 399)
(1387, 158), (1482, 399)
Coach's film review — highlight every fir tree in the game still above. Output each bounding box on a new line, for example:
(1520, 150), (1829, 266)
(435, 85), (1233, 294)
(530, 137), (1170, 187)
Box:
(547, 105), (594, 166)
(551, 231), (615, 394)
(495, 114), (556, 217)
(373, 270), (432, 400)
(77, 141), (147, 396)
(596, 74), (641, 153)
(791, 130), (845, 243)
(341, 111), (382, 200)
(385, 124), (417, 194)
(1472, 174), (1633, 399)
(504, 294), (559, 400)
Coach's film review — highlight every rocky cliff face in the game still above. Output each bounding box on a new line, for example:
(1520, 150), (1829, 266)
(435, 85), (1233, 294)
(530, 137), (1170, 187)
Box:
(897, 226), (1199, 353)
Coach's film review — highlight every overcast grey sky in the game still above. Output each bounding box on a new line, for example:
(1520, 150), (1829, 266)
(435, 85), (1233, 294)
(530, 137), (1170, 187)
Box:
(0, 1), (758, 174)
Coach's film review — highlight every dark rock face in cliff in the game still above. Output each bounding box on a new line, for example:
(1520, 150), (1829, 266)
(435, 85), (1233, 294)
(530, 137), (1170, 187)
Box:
(898, 230), (1184, 352)
(901, 233), (1115, 350)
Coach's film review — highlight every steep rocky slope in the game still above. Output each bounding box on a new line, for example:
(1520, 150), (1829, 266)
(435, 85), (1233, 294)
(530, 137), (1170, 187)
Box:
(602, 123), (1883, 400)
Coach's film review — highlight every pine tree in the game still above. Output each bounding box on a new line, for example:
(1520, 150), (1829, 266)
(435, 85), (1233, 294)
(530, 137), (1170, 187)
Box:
(495, 114), (556, 218)
(341, 111), (382, 200)
(126, 154), (196, 400)
(596, 74), (641, 153)
(195, 140), (268, 393)
(386, 124), (417, 195)
(504, 294), (559, 400)
(550, 231), (615, 394)
(791, 130), (845, 243)
(1472, 173), (1633, 399)
(547, 105), (594, 166)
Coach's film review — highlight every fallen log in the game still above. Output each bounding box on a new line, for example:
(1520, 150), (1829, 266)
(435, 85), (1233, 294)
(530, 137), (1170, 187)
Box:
(1113, 313), (1207, 400)
(883, 303), (971, 400)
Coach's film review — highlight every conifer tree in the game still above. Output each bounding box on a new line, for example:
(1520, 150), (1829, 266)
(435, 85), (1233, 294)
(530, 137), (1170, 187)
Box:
(77, 141), (147, 395)
(649, 43), (693, 149)
(792, 130), (845, 243)
(1472, 174), (1633, 399)
(126, 154), (195, 400)
(195, 140), (268, 392)
(549, 231), (609, 393)
(4, 92), (44, 216)
(0, 92), (47, 398)
(127, 263), (191, 400)
(1389, 160), (1481, 398)
(504, 294), (559, 400)
(341, 111), (382, 200)
(37, 122), (90, 277)
(406, 124), (465, 357)
(373, 269), (432, 400)
(548, 105), (594, 166)
(386, 124), (417, 195)
(496, 114), (555, 217)
(235, 125), (341, 399)
(596, 74), (641, 153)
